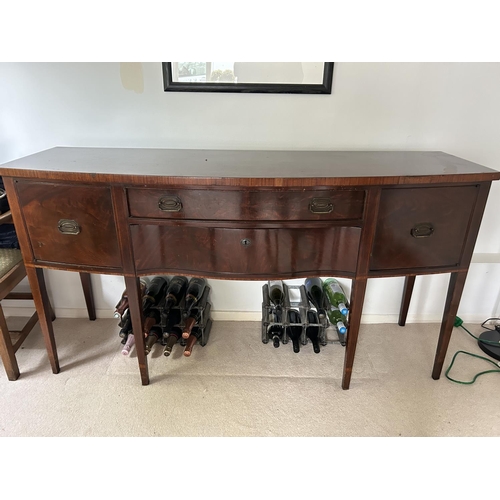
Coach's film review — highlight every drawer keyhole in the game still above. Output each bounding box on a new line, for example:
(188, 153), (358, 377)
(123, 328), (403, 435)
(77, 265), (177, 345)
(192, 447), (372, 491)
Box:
(241, 238), (251, 247)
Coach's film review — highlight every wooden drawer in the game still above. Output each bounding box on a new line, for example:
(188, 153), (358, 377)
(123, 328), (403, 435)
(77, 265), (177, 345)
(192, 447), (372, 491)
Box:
(127, 188), (365, 221)
(370, 186), (479, 271)
(131, 223), (361, 278)
(15, 181), (122, 269)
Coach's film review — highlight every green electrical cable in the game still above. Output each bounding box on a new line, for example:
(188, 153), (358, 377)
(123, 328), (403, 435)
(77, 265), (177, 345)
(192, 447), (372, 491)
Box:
(445, 317), (500, 385)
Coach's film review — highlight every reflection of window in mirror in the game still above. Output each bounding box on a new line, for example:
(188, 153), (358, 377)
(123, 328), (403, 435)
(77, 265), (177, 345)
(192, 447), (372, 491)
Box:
(233, 62), (304, 84)
(171, 62), (325, 84)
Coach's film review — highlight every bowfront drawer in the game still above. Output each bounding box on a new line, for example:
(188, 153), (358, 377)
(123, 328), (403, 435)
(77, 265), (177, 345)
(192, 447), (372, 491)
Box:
(370, 185), (479, 271)
(16, 181), (122, 269)
(131, 223), (361, 278)
(127, 188), (365, 221)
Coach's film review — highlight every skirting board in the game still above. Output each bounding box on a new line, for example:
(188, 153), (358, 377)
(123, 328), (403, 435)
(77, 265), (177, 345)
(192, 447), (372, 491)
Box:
(1, 306), (496, 325)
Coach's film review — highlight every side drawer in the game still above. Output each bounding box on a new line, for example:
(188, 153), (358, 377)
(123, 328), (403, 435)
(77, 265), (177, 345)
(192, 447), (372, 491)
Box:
(131, 223), (361, 278)
(370, 185), (479, 271)
(127, 188), (365, 221)
(15, 180), (122, 269)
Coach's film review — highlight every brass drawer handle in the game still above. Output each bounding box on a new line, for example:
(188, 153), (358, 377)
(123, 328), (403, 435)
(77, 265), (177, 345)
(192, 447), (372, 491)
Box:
(158, 195), (182, 212)
(309, 197), (334, 214)
(411, 222), (434, 238)
(58, 219), (80, 235)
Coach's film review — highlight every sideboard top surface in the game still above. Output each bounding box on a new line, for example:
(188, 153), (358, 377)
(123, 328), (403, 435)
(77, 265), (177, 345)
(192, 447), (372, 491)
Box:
(1, 147), (499, 186)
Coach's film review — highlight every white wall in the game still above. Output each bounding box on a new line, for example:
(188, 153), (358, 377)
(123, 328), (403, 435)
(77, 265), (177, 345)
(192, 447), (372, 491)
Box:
(1, 62), (499, 323)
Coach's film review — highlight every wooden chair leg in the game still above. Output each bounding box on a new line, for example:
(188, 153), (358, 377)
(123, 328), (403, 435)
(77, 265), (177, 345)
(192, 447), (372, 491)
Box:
(398, 275), (416, 326)
(79, 272), (96, 321)
(0, 304), (20, 381)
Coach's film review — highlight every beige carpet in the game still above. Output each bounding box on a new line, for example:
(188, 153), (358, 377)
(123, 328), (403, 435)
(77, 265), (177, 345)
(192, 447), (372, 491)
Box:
(1, 317), (499, 436)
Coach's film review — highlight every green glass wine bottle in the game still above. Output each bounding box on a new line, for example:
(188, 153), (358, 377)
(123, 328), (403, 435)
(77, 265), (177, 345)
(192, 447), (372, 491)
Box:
(327, 306), (347, 335)
(323, 278), (348, 316)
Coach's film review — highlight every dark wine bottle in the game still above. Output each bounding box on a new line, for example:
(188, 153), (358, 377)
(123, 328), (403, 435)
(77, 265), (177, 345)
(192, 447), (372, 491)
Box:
(304, 277), (326, 319)
(163, 276), (189, 313)
(183, 328), (202, 357)
(145, 326), (162, 355)
(142, 308), (161, 336)
(306, 310), (321, 354)
(114, 277), (151, 319)
(268, 280), (285, 307)
(287, 309), (302, 353)
(162, 308), (182, 355)
(118, 311), (132, 338)
(268, 307), (284, 348)
(163, 327), (182, 357)
(184, 278), (207, 316)
(142, 276), (169, 315)
(162, 308), (182, 338)
(182, 286), (210, 339)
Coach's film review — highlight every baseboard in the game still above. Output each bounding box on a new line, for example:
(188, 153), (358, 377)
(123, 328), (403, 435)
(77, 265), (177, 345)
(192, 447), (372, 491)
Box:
(2, 306), (493, 326)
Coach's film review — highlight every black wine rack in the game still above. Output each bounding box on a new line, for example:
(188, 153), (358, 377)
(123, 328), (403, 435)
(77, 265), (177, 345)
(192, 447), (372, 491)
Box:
(262, 282), (328, 348)
(118, 282), (212, 354)
(158, 285), (212, 349)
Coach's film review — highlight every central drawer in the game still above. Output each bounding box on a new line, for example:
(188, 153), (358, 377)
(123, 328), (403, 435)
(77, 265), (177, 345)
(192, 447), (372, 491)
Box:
(131, 223), (361, 278)
(127, 188), (365, 221)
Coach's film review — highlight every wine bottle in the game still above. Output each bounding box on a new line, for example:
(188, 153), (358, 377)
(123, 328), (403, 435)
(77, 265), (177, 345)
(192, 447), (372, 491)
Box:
(182, 286), (210, 339)
(162, 308), (182, 338)
(183, 328), (202, 357)
(268, 307), (284, 348)
(142, 308), (161, 336)
(304, 277), (326, 318)
(121, 333), (135, 356)
(287, 309), (302, 353)
(163, 327), (182, 357)
(114, 290), (128, 319)
(163, 276), (188, 313)
(323, 278), (348, 316)
(118, 311), (132, 338)
(162, 309), (182, 355)
(268, 280), (285, 307)
(145, 326), (162, 355)
(114, 277), (151, 319)
(306, 310), (321, 354)
(142, 276), (169, 315)
(327, 306), (347, 335)
(184, 277), (207, 316)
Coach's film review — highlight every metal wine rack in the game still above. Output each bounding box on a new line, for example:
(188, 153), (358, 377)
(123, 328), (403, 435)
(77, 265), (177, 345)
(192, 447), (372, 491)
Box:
(262, 282), (329, 348)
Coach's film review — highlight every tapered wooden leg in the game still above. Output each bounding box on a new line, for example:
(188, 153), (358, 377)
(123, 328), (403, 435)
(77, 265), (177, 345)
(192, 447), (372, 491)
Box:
(398, 275), (416, 326)
(0, 305), (20, 380)
(342, 277), (368, 390)
(79, 272), (96, 321)
(432, 271), (468, 380)
(124, 276), (149, 385)
(25, 267), (59, 374)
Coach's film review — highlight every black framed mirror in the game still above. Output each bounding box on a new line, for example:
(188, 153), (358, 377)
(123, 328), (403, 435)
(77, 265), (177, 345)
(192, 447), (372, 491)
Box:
(162, 62), (334, 94)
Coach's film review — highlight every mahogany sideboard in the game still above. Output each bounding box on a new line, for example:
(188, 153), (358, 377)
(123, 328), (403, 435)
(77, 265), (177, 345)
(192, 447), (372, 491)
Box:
(1, 148), (499, 389)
